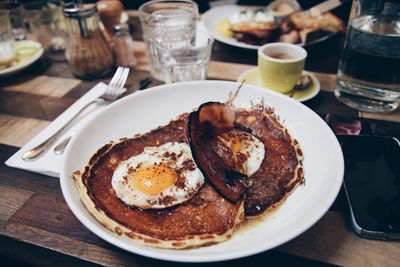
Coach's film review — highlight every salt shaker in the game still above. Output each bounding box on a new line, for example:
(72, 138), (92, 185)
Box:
(63, 3), (114, 79)
(112, 23), (137, 67)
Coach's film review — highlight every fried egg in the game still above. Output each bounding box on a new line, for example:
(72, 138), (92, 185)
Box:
(111, 142), (204, 209)
(215, 130), (265, 177)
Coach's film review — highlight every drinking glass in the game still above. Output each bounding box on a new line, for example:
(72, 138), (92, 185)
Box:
(335, 0), (400, 113)
(138, 0), (198, 81)
(0, 10), (17, 68)
(0, 0), (26, 40)
(24, 0), (66, 51)
(155, 31), (214, 83)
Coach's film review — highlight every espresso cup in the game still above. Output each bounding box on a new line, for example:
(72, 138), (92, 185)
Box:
(258, 42), (307, 93)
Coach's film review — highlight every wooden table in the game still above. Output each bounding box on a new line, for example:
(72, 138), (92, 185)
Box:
(1, 11), (400, 267)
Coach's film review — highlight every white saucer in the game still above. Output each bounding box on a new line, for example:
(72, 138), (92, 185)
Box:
(0, 40), (44, 78)
(238, 67), (321, 102)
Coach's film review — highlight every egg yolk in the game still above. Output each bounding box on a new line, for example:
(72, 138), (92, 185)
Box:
(133, 165), (176, 195)
(230, 138), (243, 154)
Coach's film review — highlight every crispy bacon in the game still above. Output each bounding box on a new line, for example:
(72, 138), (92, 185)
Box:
(187, 102), (245, 203)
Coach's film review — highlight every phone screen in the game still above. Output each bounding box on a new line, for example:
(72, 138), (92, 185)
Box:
(339, 135), (400, 239)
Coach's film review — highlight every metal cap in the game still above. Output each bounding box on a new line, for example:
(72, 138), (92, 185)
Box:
(113, 23), (130, 36)
(63, 3), (97, 18)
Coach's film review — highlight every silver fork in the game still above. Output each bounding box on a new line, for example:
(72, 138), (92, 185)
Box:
(21, 67), (130, 161)
(53, 76), (154, 155)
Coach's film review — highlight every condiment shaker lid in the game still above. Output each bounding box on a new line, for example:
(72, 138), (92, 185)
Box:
(63, 3), (97, 18)
(113, 23), (130, 36)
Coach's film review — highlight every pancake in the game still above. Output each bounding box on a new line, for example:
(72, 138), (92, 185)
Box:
(289, 12), (345, 33)
(73, 105), (304, 249)
(74, 117), (244, 249)
(233, 107), (304, 216)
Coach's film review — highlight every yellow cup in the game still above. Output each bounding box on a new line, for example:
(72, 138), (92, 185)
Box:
(258, 42), (307, 93)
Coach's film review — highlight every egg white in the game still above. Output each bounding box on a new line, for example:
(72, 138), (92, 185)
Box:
(254, 8), (274, 22)
(230, 8), (254, 24)
(230, 8), (274, 24)
(111, 142), (204, 209)
(217, 130), (265, 177)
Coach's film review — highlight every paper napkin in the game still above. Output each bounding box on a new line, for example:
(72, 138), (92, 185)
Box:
(5, 82), (116, 178)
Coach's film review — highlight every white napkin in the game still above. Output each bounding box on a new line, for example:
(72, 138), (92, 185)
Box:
(5, 82), (115, 178)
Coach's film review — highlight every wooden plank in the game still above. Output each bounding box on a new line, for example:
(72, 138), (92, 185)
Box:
(0, 185), (33, 222)
(208, 61), (252, 81)
(1, 235), (103, 267)
(2, 75), (80, 98)
(2, 223), (152, 267)
(0, 114), (50, 147)
(278, 211), (400, 267)
(359, 110), (400, 123)
(0, 89), (76, 121)
(4, 195), (337, 266)
(2, 222), (337, 267)
(0, 145), (63, 197)
(8, 192), (398, 267)
(8, 193), (103, 246)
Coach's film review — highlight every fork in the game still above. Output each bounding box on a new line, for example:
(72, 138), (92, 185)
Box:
(53, 76), (154, 155)
(21, 67), (130, 161)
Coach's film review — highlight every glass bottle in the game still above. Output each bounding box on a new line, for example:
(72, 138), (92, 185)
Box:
(63, 3), (113, 79)
(112, 23), (137, 67)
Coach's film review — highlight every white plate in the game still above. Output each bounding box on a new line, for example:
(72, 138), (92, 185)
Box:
(60, 80), (344, 262)
(201, 4), (337, 50)
(0, 40), (44, 77)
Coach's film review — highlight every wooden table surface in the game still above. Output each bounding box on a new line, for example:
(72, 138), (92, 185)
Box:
(1, 10), (400, 267)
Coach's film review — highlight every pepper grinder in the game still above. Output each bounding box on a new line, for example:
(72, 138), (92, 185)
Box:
(63, 3), (114, 79)
(96, 0), (124, 41)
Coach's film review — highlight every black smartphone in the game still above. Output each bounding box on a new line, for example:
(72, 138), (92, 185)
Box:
(337, 134), (400, 241)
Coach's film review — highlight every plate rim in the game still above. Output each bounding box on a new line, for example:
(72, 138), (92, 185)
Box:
(0, 40), (44, 77)
(201, 4), (260, 50)
(60, 80), (344, 263)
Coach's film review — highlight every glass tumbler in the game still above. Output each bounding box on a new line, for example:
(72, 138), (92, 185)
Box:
(0, 10), (17, 68)
(335, 0), (400, 113)
(155, 32), (214, 83)
(138, 0), (198, 81)
(0, 0), (26, 40)
(24, 0), (66, 51)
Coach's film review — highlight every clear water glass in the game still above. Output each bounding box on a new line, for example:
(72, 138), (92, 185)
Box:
(24, 0), (66, 51)
(155, 32), (214, 83)
(0, 0), (26, 40)
(335, 0), (400, 113)
(138, 0), (198, 81)
(0, 10), (17, 67)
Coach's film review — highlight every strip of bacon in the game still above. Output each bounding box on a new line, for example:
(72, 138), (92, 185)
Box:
(187, 102), (245, 203)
